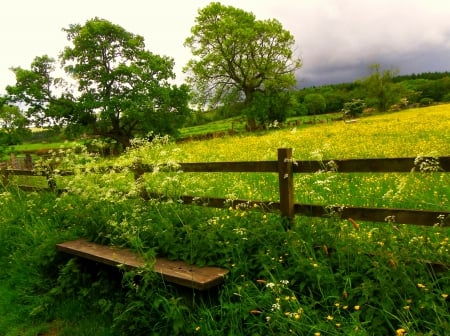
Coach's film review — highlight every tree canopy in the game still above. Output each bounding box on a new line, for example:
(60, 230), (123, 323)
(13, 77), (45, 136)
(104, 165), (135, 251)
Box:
(359, 64), (403, 112)
(7, 55), (76, 127)
(7, 18), (190, 148)
(0, 103), (30, 145)
(303, 93), (326, 117)
(184, 2), (301, 129)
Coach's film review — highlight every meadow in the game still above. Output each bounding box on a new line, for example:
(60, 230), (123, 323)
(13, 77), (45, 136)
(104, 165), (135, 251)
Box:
(0, 104), (449, 335)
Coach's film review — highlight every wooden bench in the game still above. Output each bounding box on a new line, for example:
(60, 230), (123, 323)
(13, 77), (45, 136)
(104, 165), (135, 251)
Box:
(56, 238), (229, 291)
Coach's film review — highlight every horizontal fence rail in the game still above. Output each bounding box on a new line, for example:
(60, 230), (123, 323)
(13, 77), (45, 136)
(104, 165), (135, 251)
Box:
(1, 149), (449, 228)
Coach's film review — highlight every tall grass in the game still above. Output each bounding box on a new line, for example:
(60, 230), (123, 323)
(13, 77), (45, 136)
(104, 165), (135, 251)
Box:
(1, 105), (449, 335)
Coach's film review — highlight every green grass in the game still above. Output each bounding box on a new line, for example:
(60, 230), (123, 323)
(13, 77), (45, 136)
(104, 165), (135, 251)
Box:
(178, 112), (341, 138)
(8, 141), (77, 152)
(179, 116), (247, 137)
(1, 106), (449, 335)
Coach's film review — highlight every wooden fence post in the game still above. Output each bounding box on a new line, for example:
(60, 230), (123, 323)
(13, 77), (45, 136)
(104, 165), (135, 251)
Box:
(10, 153), (17, 169)
(25, 154), (33, 170)
(277, 148), (295, 230)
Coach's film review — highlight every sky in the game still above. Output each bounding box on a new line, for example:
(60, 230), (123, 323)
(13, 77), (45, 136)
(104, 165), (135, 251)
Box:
(1, 0), (450, 94)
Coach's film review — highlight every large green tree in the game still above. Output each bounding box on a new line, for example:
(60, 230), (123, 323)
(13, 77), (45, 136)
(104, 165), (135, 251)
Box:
(61, 18), (190, 147)
(184, 2), (301, 129)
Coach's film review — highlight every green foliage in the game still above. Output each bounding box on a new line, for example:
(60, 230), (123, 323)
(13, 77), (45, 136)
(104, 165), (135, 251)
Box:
(0, 104), (30, 145)
(359, 64), (404, 111)
(1, 112), (449, 335)
(342, 98), (366, 118)
(7, 55), (76, 128)
(419, 77), (450, 101)
(303, 93), (326, 116)
(420, 97), (434, 106)
(60, 17), (191, 148)
(296, 84), (361, 115)
(184, 2), (301, 128)
(6, 18), (190, 149)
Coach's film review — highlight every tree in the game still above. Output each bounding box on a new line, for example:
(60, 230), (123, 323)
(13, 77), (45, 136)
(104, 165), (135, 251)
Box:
(184, 2), (301, 130)
(7, 18), (190, 148)
(303, 93), (326, 120)
(341, 99), (366, 120)
(60, 17), (190, 147)
(360, 64), (402, 112)
(0, 103), (30, 145)
(7, 55), (76, 128)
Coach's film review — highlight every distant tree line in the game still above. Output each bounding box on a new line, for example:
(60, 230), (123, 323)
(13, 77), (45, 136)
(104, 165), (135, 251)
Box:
(292, 67), (450, 118)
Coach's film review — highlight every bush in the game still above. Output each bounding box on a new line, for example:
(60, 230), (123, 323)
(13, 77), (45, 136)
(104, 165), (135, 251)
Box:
(342, 99), (366, 118)
(420, 97), (434, 106)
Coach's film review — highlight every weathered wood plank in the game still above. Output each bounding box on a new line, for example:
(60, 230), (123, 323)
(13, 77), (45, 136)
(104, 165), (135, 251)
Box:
(136, 161), (279, 173)
(3, 169), (39, 176)
(56, 239), (229, 291)
(178, 161), (279, 173)
(294, 156), (450, 173)
(147, 192), (280, 212)
(294, 204), (450, 226)
(3, 168), (74, 176)
(147, 192), (449, 226)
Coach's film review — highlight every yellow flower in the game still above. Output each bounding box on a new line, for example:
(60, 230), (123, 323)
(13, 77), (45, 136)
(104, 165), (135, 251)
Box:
(417, 283), (426, 289)
(396, 328), (406, 336)
(195, 326), (201, 331)
(314, 333), (321, 336)
(441, 293), (448, 299)
(354, 305), (360, 311)
(403, 305), (410, 310)
(326, 315), (334, 321)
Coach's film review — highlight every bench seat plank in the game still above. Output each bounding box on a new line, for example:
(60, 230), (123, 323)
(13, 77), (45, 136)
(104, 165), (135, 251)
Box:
(56, 238), (228, 291)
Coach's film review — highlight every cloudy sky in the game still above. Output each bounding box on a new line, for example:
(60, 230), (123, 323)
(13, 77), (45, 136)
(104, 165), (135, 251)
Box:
(1, 0), (450, 94)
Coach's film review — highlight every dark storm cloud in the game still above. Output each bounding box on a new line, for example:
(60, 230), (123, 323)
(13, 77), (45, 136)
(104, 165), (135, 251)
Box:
(268, 0), (450, 87)
(298, 43), (450, 87)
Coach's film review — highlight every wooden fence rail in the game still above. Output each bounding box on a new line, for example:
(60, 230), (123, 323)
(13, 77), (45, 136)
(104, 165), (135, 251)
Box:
(1, 148), (449, 228)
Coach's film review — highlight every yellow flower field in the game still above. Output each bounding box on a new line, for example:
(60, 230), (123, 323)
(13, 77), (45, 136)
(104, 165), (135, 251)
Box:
(122, 105), (449, 212)
(175, 104), (450, 162)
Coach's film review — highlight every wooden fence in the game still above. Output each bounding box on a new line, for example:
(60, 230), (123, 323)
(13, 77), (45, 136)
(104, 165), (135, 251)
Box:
(1, 148), (449, 228)
(1, 153), (34, 170)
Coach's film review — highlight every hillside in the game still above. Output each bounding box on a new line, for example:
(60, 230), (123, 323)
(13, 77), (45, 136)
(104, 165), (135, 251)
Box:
(176, 104), (450, 161)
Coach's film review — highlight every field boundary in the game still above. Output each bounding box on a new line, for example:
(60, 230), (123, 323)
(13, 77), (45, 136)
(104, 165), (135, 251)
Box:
(1, 148), (449, 228)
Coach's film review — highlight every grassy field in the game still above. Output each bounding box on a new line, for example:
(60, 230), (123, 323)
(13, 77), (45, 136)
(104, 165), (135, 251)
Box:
(0, 105), (449, 335)
(178, 112), (342, 138)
